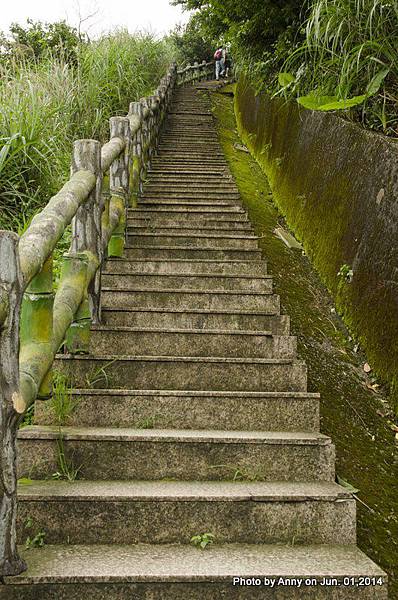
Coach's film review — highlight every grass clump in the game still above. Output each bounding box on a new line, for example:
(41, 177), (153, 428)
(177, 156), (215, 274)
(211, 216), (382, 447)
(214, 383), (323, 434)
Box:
(282, 0), (398, 134)
(0, 29), (175, 231)
(51, 371), (79, 426)
(52, 434), (81, 482)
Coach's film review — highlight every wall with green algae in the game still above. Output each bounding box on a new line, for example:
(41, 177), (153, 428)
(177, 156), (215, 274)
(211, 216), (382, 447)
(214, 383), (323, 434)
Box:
(210, 85), (398, 596)
(234, 76), (398, 409)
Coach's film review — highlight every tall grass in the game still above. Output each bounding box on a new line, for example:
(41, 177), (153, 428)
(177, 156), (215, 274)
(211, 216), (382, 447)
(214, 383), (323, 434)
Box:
(0, 30), (175, 231)
(284, 0), (398, 133)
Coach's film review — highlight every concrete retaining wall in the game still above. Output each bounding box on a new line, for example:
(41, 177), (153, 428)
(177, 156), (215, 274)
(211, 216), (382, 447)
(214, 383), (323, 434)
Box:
(235, 76), (398, 402)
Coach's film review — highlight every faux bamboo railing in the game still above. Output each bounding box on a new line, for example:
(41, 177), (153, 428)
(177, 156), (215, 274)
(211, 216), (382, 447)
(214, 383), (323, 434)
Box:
(0, 59), (213, 576)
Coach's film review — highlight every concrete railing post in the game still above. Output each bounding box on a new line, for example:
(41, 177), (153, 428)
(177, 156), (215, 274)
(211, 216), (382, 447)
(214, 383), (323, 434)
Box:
(70, 140), (103, 324)
(108, 117), (131, 258)
(0, 231), (26, 577)
(129, 101), (145, 197)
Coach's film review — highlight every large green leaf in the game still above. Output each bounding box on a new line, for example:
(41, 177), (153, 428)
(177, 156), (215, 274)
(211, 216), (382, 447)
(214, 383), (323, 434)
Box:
(297, 68), (389, 112)
(336, 475), (359, 494)
(278, 72), (295, 88)
(297, 92), (366, 111)
(366, 68), (389, 96)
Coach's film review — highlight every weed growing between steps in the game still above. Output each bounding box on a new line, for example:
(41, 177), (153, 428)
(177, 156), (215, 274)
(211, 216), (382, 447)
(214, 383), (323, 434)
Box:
(50, 372), (79, 427)
(190, 533), (215, 550)
(209, 464), (263, 482)
(24, 518), (46, 551)
(210, 85), (398, 596)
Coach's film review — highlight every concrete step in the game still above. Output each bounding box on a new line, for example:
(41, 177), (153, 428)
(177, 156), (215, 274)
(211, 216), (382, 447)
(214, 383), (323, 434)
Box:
(160, 137), (219, 144)
(147, 172), (231, 178)
(143, 185), (239, 193)
(150, 157), (228, 164)
(146, 178), (235, 186)
(127, 221), (254, 232)
(101, 273), (272, 292)
(165, 119), (214, 124)
(148, 165), (229, 171)
(152, 152), (226, 157)
(145, 178), (235, 185)
(52, 354), (305, 392)
(160, 129), (218, 134)
(148, 167), (229, 175)
(89, 328), (296, 359)
(101, 287), (277, 312)
(140, 195), (241, 204)
(161, 134), (219, 139)
(123, 246), (262, 260)
(138, 199), (242, 209)
(3, 544), (387, 599)
(157, 150), (226, 157)
(135, 202), (244, 213)
(103, 259), (266, 276)
(17, 427), (333, 481)
(35, 389), (317, 431)
(127, 215), (250, 228)
(129, 206), (247, 215)
(17, 481), (355, 546)
(101, 308), (288, 333)
(158, 143), (223, 149)
(126, 233), (259, 250)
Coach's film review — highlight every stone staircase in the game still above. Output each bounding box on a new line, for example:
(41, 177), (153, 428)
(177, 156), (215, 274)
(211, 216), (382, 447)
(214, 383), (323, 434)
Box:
(7, 85), (387, 598)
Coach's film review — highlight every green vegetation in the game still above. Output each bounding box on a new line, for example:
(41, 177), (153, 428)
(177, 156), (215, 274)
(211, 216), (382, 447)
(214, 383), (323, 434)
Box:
(136, 415), (159, 429)
(175, 0), (398, 135)
(52, 434), (81, 482)
(24, 517), (46, 550)
(86, 360), (117, 388)
(0, 19), (81, 65)
(50, 372), (79, 426)
(19, 404), (35, 429)
(337, 264), (353, 284)
(172, 0), (303, 67)
(168, 17), (214, 65)
(210, 463), (263, 482)
(0, 24), (175, 231)
(282, 0), (398, 134)
(190, 532), (215, 549)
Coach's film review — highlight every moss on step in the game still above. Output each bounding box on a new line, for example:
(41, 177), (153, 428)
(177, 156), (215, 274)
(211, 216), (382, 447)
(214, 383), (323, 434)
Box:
(210, 85), (398, 597)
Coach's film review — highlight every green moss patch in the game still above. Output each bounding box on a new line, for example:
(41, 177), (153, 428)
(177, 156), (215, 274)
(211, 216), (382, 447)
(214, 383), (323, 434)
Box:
(234, 76), (398, 412)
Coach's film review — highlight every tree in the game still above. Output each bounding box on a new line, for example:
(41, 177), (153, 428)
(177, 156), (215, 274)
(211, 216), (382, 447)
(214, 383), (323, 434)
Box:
(1, 19), (83, 64)
(169, 15), (215, 65)
(171, 0), (306, 63)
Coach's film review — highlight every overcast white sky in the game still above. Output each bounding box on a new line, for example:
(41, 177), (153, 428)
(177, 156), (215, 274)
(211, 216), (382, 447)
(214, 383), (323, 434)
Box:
(0, 0), (191, 37)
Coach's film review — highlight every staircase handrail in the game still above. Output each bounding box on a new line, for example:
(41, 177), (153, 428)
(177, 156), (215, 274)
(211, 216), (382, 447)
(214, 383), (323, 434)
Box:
(0, 59), (213, 577)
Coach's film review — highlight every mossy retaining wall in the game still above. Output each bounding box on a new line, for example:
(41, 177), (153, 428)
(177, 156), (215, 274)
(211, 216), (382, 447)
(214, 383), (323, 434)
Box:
(235, 76), (398, 406)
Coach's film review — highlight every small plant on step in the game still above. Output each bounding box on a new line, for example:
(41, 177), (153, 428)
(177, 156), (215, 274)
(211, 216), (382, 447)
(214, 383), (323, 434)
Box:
(24, 517), (46, 550)
(51, 371), (79, 426)
(86, 359), (116, 388)
(190, 533), (215, 550)
(210, 463), (263, 482)
(52, 434), (81, 482)
(19, 403), (35, 429)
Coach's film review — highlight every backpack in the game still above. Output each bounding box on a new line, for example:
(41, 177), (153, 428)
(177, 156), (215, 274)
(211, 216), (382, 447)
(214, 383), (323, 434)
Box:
(214, 49), (222, 61)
